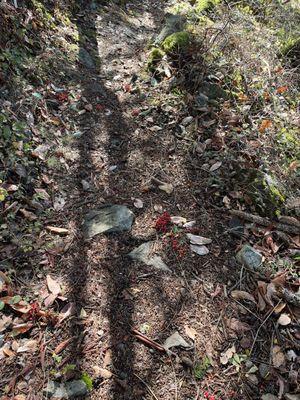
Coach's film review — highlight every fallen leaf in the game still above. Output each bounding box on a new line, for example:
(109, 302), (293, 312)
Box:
(0, 315), (12, 332)
(31, 144), (50, 160)
(93, 366), (112, 379)
(231, 290), (256, 304)
(289, 160), (299, 172)
(277, 313), (291, 326)
(261, 394), (278, 400)
(171, 216), (187, 226)
(46, 275), (61, 295)
(227, 318), (251, 334)
(163, 331), (192, 352)
(272, 345), (286, 368)
(259, 119), (272, 133)
(19, 209), (37, 221)
(183, 220), (196, 228)
(12, 323), (33, 336)
(158, 183), (173, 194)
(133, 198), (143, 209)
(220, 345), (236, 365)
(190, 244), (209, 256)
(17, 339), (38, 353)
(103, 349), (112, 368)
(186, 233), (212, 245)
(54, 337), (74, 354)
(276, 86), (288, 94)
(46, 226), (69, 235)
(209, 161), (222, 172)
(44, 293), (57, 308)
(184, 325), (197, 341)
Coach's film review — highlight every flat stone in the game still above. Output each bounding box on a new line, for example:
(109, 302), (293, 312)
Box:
(155, 13), (186, 45)
(44, 380), (88, 399)
(236, 244), (263, 271)
(129, 242), (170, 272)
(83, 205), (134, 238)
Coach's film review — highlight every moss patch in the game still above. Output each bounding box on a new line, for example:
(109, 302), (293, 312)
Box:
(147, 48), (165, 71)
(162, 31), (190, 53)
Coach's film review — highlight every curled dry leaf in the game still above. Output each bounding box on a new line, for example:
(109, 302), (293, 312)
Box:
(231, 290), (256, 304)
(171, 216), (187, 226)
(54, 337), (74, 354)
(158, 183), (173, 195)
(133, 198), (143, 209)
(46, 275), (61, 295)
(277, 313), (291, 326)
(12, 323), (33, 336)
(93, 366), (112, 379)
(209, 161), (222, 172)
(19, 209), (37, 221)
(184, 325), (197, 341)
(46, 226), (69, 235)
(272, 345), (286, 368)
(220, 345), (236, 365)
(227, 318), (251, 334)
(186, 233), (212, 245)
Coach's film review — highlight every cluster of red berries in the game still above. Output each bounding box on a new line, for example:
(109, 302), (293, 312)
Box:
(170, 235), (187, 258)
(155, 212), (171, 233)
(56, 92), (68, 102)
(28, 302), (40, 321)
(204, 392), (216, 400)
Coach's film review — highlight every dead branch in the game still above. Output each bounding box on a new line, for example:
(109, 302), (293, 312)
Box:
(229, 210), (300, 235)
(131, 328), (165, 353)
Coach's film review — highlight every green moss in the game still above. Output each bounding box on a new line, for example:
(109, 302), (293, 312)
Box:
(195, 0), (220, 13)
(162, 31), (190, 53)
(147, 48), (165, 71)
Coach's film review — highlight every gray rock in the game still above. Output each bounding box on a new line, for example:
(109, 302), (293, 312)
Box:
(236, 244), (263, 271)
(79, 48), (95, 69)
(44, 380), (88, 399)
(129, 242), (170, 272)
(83, 205), (134, 238)
(155, 13), (186, 45)
(259, 363), (270, 379)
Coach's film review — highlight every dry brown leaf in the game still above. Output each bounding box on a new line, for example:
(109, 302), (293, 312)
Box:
(272, 345), (286, 368)
(259, 119), (272, 133)
(93, 367), (112, 379)
(44, 293), (57, 308)
(227, 318), (251, 334)
(103, 349), (112, 368)
(17, 339), (38, 353)
(220, 345), (236, 365)
(0, 315), (12, 332)
(19, 209), (37, 221)
(12, 323), (33, 336)
(231, 290), (256, 304)
(184, 325), (197, 341)
(46, 226), (69, 235)
(3, 346), (15, 357)
(46, 275), (61, 295)
(54, 337), (74, 354)
(274, 302), (286, 314)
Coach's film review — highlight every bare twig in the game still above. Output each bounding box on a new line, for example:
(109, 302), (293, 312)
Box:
(134, 373), (159, 400)
(131, 329), (165, 352)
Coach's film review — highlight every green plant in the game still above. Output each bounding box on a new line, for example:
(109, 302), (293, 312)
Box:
(162, 31), (190, 53)
(194, 356), (211, 379)
(81, 372), (93, 391)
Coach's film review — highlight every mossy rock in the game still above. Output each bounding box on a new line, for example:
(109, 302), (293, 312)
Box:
(162, 31), (190, 53)
(243, 170), (286, 217)
(147, 48), (165, 72)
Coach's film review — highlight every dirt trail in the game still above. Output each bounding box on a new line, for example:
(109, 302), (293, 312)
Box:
(44, 1), (233, 399)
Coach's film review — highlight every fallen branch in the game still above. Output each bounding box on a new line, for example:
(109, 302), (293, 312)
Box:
(131, 329), (165, 353)
(230, 210), (300, 235)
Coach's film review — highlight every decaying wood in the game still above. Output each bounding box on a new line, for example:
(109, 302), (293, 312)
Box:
(131, 329), (165, 352)
(230, 210), (300, 235)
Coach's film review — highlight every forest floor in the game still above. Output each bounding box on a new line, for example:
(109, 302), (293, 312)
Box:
(0, 1), (299, 400)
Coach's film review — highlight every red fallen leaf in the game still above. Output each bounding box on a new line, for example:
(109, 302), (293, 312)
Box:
(56, 92), (68, 102)
(211, 284), (222, 298)
(96, 104), (105, 111)
(276, 86), (288, 94)
(54, 337), (74, 354)
(123, 83), (132, 93)
(12, 323), (33, 336)
(131, 108), (140, 116)
(259, 119), (272, 133)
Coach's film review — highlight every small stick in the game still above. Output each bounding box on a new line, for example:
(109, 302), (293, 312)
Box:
(131, 329), (165, 352)
(134, 373), (159, 400)
(230, 210), (300, 234)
